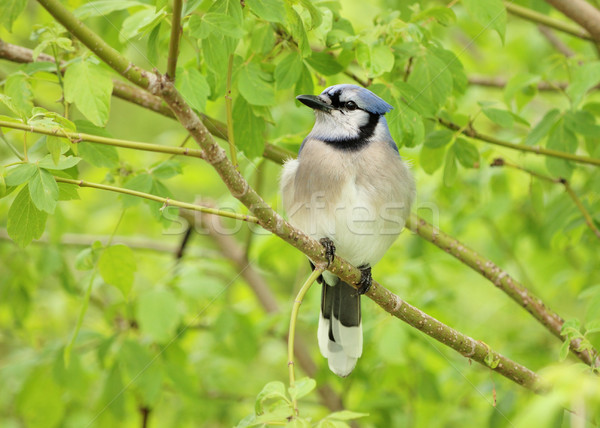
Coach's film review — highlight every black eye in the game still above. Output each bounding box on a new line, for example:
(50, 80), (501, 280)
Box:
(345, 101), (357, 111)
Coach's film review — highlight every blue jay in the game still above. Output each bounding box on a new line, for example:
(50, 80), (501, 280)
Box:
(280, 84), (415, 377)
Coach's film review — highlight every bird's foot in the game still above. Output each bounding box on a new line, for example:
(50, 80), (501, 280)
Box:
(319, 237), (336, 268)
(356, 265), (372, 295)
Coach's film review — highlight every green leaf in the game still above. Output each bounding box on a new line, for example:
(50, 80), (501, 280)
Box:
(406, 51), (452, 114)
(5, 163), (37, 186)
(248, 0), (286, 23)
(151, 160), (183, 179)
(38, 154), (81, 170)
(120, 7), (166, 42)
(98, 244), (137, 296)
(0, 94), (25, 118)
(525, 108), (560, 146)
(99, 364), (126, 418)
(4, 72), (33, 119)
(454, 138), (479, 168)
(118, 340), (163, 406)
(298, 0), (322, 27)
(122, 173), (153, 207)
(559, 339), (570, 361)
(356, 42), (394, 77)
(136, 289), (181, 342)
(504, 73), (540, 109)
(326, 410), (369, 421)
(566, 61), (600, 107)
(564, 110), (600, 137)
(7, 185), (48, 247)
(233, 96), (266, 158)
(462, 0), (506, 42)
(16, 366), (65, 428)
(29, 167), (59, 213)
(202, 33), (234, 75)
(585, 319), (600, 334)
(255, 381), (289, 414)
(46, 135), (70, 165)
(0, 0), (27, 32)
(546, 119), (577, 179)
(420, 146), (445, 174)
(286, 4), (311, 57)
(176, 66), (210, 112)
(443, 145), (457, 186)
(288, 377), (316, 401)
(412, 7), (456, 26)
(295, 63), (314, 97)
(74, 0), (146, 19)
(482, 107), (514, 128)
(64, 60), (113, 126)
(369, 44), (395, 76)
(429, 46), (467, 94)
(395, 105), (424, 147)
(238, 62), (275, 106)
(275, 51), (303, 89)
(424, 129), (453, 148)
(0, 173), (5, 199)
(189, 12), (244, 39)
(58, 182), (80, 201)
(395, 82), (436, 118)
(306, 51), (344, 76)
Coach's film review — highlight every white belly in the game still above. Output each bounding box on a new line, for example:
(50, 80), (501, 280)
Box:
(282, 160), (406, 267)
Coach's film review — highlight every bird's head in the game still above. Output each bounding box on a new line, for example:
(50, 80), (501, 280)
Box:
(296, 84), (394, 150)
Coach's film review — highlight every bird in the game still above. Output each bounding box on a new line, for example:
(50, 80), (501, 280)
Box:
(280, 84), (415, 377)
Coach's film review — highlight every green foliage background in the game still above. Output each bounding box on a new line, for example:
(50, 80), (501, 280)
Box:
(0, 0), (600, 426)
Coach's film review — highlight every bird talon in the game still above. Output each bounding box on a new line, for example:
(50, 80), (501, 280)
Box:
(356, 265), (372, 295)
(319, 237), (336, 267)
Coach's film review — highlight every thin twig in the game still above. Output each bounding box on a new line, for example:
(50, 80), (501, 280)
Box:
(140, 406), (150, 428)
(468, 75), (569, 91)
(166, 0), (182, 80)
(561, 179), (600, 240)
(188, 209), (345, 411)
(439, 118), (600, 167)
(225, 54), (238, 169)
(174, 226), (193, 260)
(406, 213), (600, 368)
(542, 0), (600, 42)
(537, 25), (576, 57)
(288, 267), (323, 416)
(0, 130), (24, 160)
(54, 176), (259, 224)
(0, 120), (205, 159)
(50, 43), (69, 117)
(491, 158), (600, 241)
(505, 2), (594, 41)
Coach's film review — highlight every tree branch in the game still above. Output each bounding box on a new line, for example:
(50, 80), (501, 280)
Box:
(505, 2), (594, 41)
(0, 228), (181, 252)
(405, 214), (600, 367)
(0, 119), (205, 159)
(467, 75), (569, 91)
(491, 158), (600, 241)
(537, 25), (576, 57)
(543, 0), (600, 42)
(53, 177), (259, 224)
(439, 118), (600, 167)
(28, 0), (597, 388)
(166, 0), (183, 80)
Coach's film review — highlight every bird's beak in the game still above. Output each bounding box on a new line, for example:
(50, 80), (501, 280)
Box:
(296, 94), (333, 112)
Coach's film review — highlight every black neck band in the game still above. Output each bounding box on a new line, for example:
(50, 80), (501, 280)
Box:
(321, 113), (380, 151)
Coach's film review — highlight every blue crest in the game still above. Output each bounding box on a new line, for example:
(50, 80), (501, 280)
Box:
(321, 84), (393, 115)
